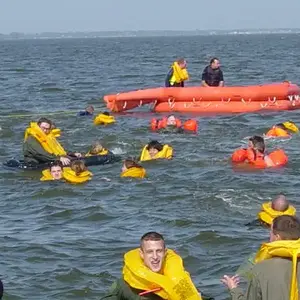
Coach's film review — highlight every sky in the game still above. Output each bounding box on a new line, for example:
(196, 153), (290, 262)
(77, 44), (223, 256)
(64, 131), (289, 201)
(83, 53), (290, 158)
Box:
(0, 0), (300, 34)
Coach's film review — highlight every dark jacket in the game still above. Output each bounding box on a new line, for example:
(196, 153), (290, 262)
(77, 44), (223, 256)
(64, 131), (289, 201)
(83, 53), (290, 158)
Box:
(230, 257), (300, 300)
(201, 66), (223, 87)
(101, 279), (162, 300)
(23, 135), (58, 164)
(165, 68), (184, 87)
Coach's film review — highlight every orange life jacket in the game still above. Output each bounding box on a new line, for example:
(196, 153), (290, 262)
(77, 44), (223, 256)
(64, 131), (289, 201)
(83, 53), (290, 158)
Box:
(265, 127), (290, 137)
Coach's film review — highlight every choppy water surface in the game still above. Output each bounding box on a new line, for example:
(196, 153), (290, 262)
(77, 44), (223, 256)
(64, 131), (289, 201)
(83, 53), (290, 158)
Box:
(0, 34), (300, 300)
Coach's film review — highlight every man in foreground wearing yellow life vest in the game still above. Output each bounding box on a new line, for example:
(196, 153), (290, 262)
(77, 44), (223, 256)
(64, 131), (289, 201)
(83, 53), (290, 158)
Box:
(23, 117), (81, 166)
(102, 232), (204, 300)
(245, 194), (296, 227)
(222, 215), (300, 300)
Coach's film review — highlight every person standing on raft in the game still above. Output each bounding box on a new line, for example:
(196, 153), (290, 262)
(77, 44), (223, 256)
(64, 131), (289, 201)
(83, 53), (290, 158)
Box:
(102, 232), (203, 300)
(201, 58), (224, 87)
(23, 117), (82, 166)
(165, 58), (189, 87)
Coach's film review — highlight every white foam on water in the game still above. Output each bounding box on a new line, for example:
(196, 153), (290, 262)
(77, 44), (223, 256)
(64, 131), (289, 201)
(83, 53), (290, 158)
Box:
(111, 147), (125, 155)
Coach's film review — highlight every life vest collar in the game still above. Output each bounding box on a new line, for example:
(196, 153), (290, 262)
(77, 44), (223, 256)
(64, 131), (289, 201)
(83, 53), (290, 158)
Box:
(85, 148), (109, 156)
(140, 144), (173, 162)
(255, 239), (300, 300)
(258, 201), (296, 225)
(121, 167), (146, 178)
(94, 114), (115, 125)
(169, 61), (189, 85)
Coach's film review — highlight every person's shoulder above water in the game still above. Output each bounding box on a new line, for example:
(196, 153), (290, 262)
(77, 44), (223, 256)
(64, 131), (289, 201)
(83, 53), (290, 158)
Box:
(78, 105), (94, 116)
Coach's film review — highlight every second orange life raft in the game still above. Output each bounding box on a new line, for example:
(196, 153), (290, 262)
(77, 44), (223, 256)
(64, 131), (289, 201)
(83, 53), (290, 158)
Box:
(103, 82), (300, 114)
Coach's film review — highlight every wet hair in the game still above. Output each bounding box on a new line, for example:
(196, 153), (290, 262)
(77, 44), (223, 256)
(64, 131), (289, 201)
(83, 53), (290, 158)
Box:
(249, 135), (265, 153)
(146, 140), (163, 152)
(37, 117), (52, 127)
(176, 58), (186, 65)
(70, 160), (87, 176)
(89, 141), (104, 155)
(275, 123), (286, 130)
(102, 111), (110, 116)
(272, 215), (300, 240)
(210, 57), (219, 65)
(140, 232), (165, 249)
(85, 105), (94, 112)
(124, 159), (142, 169)
(50, 160), (63, 171)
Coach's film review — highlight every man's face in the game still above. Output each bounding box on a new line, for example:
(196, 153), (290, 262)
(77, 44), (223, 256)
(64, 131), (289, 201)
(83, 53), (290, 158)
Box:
(211, 59), (220, 69)
(167, 115), (176, 126)
(50, 166), (63, 180)
(140, 240), (166, 273)
(39, 122), (51, 135)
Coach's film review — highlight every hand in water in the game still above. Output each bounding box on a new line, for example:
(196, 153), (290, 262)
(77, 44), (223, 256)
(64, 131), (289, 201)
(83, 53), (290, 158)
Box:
(221, 275), (240, 290)
(60, 157), (71, 166)
(74, 152), (82, 158)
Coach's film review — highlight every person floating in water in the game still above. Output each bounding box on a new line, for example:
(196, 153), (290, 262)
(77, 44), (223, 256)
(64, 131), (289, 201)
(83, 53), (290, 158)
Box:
(140, 140), (173, 161)
(23, 117), (82, 166)
(78, 105), (95, 116)
(245, 194), (296, 228)
(201, 58), (224, 87)
(121, 159), (146, 178)
(265, 121), (298, 138)
(102, 232), (203, 300)
(151, 115), (198, 133)
(94, 111), (115, 125)
(165, 58), (189, 87)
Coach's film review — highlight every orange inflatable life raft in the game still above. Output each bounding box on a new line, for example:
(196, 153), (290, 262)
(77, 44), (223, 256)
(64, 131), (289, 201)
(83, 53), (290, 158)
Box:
(103, 82), (300, 114)
(231, 148), (288, 168)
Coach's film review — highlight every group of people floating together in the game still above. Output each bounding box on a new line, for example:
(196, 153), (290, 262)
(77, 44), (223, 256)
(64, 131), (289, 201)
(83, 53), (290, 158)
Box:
(100, 193), (300, 300)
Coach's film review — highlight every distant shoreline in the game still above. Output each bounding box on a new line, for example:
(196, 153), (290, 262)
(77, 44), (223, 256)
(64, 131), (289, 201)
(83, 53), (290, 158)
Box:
(0, 29), (299, 40)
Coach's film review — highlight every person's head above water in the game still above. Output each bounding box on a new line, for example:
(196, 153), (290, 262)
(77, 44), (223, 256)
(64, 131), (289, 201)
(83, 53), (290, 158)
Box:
(176, 58), (187, 69)
(210, 57), (221, 70)
(248, 135), (265, 154)
(146, 140), (164, 158)
(166, 115), (176, 126)
(70, 160), (87, 176)
(139, 232), (166, 273)
(37, 117), (52, 135)
(89, 141), (104, 155)
(122, 159), (142, 173)
(50, 161), (63, 180)
(271, 194), (289, 212)
(85, 105), (95, 114)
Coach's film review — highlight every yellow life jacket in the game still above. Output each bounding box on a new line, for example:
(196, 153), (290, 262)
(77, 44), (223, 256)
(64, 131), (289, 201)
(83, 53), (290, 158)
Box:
(170, 62), (189, 85)
(255, 239), (300, 300)
(94, 113), (115, 125)
(24, 122), (66, 156)
(40, 169), (57, 181)
(121, 167), (146, 179)
(283, 121), (299, 133)
(257, 202), (296, 225)
(123, 248), (202, 300)
(140, 144), (173, 162)
(62, 167), (93, 184)
(85, 148), (109, 157)
(51, 128), (61, 138)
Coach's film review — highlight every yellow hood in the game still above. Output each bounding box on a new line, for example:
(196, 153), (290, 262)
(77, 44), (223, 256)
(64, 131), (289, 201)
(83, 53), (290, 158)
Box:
(85, 148), (109, 157)
(121, 167), (146, 179)
(258, 202), (296, 225)
(140, 144), (173, 162)
(170, 62), (189, 85)
(123, 248), (201, 300)
(40, 169), (56, 181)
(283, 121), (299, 133)
(255, 239), (300, 300)
(94, 114), (115, 125)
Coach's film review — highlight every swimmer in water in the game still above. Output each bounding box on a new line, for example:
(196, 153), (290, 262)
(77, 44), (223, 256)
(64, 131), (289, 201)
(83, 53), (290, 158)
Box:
(78, 105), (95, 116)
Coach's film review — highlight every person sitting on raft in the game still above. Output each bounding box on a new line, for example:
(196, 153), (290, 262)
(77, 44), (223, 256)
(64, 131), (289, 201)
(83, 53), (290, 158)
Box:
(245, 194), (296, 228)
(102, 231), (202, 300)
(265, 121), (298, 138)
(78, 105), (95, 116)
(151, 115), (198, 133)
(23, 117), (82, 166)
(231, 135), (288, 168)
(140, 140), (173, 162)
(85, 141), (111, 156)
(201, 57), (224, 87)
(121, 159), (146, 179)
(165, 58), (189, 87)
(94, 111), (115, 125)
(41, 160), (92, 183)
